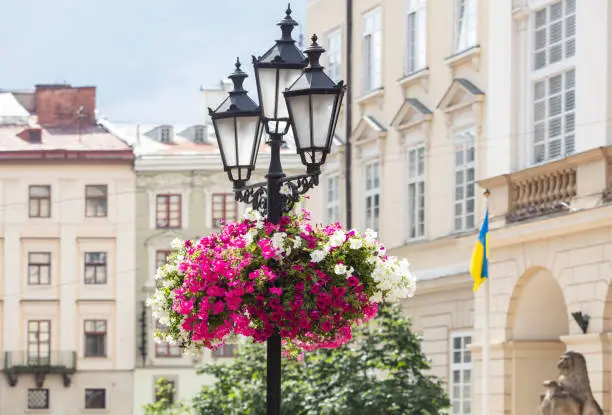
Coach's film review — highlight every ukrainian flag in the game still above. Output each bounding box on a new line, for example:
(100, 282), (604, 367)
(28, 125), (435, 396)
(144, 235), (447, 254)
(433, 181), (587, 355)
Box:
(469, 209), (489, 292)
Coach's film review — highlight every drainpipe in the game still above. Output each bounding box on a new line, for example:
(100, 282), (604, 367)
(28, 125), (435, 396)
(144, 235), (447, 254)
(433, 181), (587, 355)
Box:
(345, 0), (353, 228)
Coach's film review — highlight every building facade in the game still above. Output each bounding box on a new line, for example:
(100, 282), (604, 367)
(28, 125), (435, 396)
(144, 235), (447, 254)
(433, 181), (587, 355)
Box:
(309, 0), (612, 414)
(102, 88), (315, 412)
(0, 85), (137, 414)
(306, 0), (488, 414)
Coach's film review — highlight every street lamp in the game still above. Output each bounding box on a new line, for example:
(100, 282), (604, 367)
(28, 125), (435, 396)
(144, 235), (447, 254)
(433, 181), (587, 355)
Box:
(208, 5), (346, 415)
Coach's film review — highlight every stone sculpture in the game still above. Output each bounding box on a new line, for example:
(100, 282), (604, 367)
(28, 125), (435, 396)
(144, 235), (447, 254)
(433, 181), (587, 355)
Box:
(538, 351), (603, 415)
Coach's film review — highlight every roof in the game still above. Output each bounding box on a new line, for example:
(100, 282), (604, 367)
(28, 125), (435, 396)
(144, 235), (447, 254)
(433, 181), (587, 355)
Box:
(0, 91), (132, 159)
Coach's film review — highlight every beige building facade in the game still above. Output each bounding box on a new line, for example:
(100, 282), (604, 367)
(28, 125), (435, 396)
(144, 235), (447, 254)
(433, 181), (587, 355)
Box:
(308, 0), (612, 414)
(0, 85), (137, 414)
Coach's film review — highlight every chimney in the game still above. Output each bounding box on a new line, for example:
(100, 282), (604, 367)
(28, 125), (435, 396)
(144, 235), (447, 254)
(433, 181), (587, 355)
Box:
(35, 84), (96, 128)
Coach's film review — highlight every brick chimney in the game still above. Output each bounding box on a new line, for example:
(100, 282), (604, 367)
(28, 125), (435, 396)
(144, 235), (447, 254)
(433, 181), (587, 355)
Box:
(35, 84), (96, 128)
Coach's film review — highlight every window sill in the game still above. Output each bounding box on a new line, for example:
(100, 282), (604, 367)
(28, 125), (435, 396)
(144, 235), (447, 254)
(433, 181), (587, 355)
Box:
(402, 236), (427, 246)
(445, 45), (481, 74)
(398, 67), (430, 91)
(355, 88), (384, 108)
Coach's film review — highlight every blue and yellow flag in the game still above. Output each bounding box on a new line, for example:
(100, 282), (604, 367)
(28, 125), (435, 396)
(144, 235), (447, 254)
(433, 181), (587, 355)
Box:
(469, 209), (489, 292)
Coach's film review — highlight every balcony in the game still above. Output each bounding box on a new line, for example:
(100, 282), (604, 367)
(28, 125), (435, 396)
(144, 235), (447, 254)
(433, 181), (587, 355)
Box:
(480, 147), (612, 227)
(4, 351), (76, 387)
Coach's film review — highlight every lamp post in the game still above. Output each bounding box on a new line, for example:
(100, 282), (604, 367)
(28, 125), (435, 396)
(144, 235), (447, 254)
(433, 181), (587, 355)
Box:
(208, 5), (346, 415)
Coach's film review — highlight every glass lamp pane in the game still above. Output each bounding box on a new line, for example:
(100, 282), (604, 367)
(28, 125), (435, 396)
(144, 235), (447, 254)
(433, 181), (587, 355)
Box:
(215, 117), (237, 167)
(256, 67), (279, 120)
(311, 93), (336, 148)
(236, 116), (260, 166)
(275, 69), (304, 119)
(286, 94), (311, 149)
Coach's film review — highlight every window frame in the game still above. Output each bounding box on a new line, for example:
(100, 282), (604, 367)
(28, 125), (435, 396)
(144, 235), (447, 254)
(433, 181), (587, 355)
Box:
(325, 174), (341, 224)
(27, 388), (50, 410)
(528, 0), (576, 165)
(155, 194), (182, 229)
(27, 320), (51, 366)
(364, 161), (381, 233)
(362, 7), (383, 93)
(29, 185), (51, 218)
(84, 388), (107, 410)
(83, 319), (107, 358)
(194, 126), (206, 143)
(84, 252), (108, 285)
(160, 126), (172, 143)
(405, 0), (427, 74)
(211, 193), (238, 227)
(326, 28), (342, 82)
(212, 344), (236, 358)
(453, 130), (476, 232)
(27, 252), (52, 285)
(449, 331), (473, 415)
(155, 320), (182, 358)
(406, 144), (426, 240)
(85, 184), (108, 218)
(454, 0), (478, 53)
(154, 378), (177, 405)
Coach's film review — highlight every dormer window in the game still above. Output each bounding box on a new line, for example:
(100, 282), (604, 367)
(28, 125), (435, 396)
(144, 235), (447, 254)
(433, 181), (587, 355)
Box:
(28, 129), (42, 143)
(194, 126), (206, 143)
(160, 126), (172, 143)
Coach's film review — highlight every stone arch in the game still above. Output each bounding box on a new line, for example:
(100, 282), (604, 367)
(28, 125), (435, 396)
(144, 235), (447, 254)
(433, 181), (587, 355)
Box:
(506, 266), (569, 341)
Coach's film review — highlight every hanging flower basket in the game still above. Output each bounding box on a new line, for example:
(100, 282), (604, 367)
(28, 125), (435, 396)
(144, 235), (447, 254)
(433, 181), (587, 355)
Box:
(148, 201), (416, 356)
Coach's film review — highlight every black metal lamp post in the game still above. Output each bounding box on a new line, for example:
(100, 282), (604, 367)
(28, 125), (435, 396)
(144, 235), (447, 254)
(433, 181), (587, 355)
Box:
(208, 5), (346, 415)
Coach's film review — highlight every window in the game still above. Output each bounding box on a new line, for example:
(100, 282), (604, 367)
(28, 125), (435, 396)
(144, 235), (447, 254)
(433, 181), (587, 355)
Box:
(156, 194), (182, 228)
(84, 320), (107, 357)
(327, 29), (342, 82)
(160, 126), (172, 143)
(85, 185), (108, 217)
(194, 126), (206, 143)
(155, 321), (182, 357)
(364, 162), (380, 232)
(212, 193), (238, 227)
(406, 0), (427, 73)
(212, 344), (236, 358)
(363, 7), (382, 92)
(156, 250), (171, 269)
(29, 185), (51, 218)
(28, 388), (50, 410)
(155, 379), (176, 405)
(85, 389), (106, 409)
(532, 69), (575, 163)
(455, 0), (477, 52)
(450, 333), (472, 415)
(84, 252), (107, 285)
(28, 252), (51, 285)
(27, 320), (51, 366)
(454, 131), (476, 232)
(533, 0), (575, 70)
(326, 175), (341, 224)
(531, 0), (576, 164)
(407, 146), (425, 239)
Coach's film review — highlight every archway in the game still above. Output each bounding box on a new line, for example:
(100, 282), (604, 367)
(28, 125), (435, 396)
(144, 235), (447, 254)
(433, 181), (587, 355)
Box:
(505, 267), (569, 413)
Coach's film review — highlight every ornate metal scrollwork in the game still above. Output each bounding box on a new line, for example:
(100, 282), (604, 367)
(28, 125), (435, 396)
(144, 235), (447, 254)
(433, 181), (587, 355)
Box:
(234, 172), (319, 216)
(235, 183), (269, 215)
(279, 173), (319, 213)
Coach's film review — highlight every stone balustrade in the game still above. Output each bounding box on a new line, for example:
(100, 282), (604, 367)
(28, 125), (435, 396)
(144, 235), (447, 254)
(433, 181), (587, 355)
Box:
(480, 147), (612, 227)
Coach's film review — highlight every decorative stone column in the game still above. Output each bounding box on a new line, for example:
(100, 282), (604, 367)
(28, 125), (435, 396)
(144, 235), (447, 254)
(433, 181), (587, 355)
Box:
(470, 342), (513, 415)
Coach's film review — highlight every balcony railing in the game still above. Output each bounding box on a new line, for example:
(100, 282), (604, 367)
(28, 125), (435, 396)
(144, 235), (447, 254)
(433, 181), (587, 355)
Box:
(4, 351), (76, 387)
(480, 147), (611, 226)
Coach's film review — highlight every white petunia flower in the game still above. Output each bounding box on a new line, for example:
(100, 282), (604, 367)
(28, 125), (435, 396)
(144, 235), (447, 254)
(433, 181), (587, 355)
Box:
(349, 238), (363, 249)
(334, 263), (347, 275)
(310, 250), (327, 263)
(170, 238), (183, 250)
(328, 230), (346, 248)
(280, 184), (292, 196)
(293, 236), (302, 249)
(364, 229), (378, 245)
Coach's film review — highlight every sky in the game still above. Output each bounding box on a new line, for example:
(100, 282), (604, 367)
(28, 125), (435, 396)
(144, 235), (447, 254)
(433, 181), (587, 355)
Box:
(0, 0), (307, 124)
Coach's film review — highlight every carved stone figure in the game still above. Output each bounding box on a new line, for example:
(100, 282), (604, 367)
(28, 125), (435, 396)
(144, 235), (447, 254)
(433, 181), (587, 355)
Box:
(538, 380), (580, 415)
(538, 351), (603, 415)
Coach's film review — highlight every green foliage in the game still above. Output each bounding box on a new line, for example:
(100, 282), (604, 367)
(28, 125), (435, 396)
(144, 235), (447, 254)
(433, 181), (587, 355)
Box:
(191, 304), (450, 415)
(144, 378), (194, 415)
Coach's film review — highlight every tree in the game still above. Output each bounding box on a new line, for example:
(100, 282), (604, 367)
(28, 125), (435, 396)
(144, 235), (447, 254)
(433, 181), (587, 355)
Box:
(144, 378), (194, 415)
(191, 304), (450, 415)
